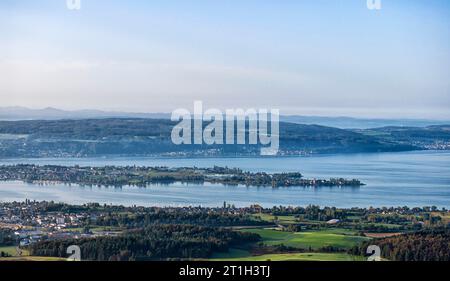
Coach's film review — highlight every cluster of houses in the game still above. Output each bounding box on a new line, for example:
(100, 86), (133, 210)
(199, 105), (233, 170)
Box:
(0, 202), (96, 247)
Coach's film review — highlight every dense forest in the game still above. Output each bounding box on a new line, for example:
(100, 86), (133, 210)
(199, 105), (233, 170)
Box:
(92, 209), (269, 228)
(0, 229), (15, 246)
(350, 229), (450, 261)
(29, 224), (260, 261)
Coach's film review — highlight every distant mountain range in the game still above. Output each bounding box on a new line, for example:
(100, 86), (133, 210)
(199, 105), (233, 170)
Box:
(1, 106), (449, 129)
(281, 115), (450, 129)
(0, 107), (170, 121)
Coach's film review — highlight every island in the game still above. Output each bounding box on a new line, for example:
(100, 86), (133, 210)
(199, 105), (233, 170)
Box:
(0, 164), (364, 188)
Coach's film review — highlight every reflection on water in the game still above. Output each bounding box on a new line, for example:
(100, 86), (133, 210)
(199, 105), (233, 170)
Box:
(0, 151), (449, 208)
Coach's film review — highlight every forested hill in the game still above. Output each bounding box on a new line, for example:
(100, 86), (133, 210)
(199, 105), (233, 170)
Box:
(355, 125), (450, 150)
(0, 118), (437, 158)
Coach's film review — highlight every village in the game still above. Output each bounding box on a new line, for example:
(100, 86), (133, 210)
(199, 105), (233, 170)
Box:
(0, 200), (122, 248)
(0, 199), (268, 253)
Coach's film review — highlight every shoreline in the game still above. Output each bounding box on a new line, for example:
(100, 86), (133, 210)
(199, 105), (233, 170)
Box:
(2, 149), (450, 162)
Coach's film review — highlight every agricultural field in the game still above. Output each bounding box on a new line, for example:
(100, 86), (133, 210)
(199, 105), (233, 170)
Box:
(0, 246), (29, 260)
(433, 212), (450, 224)
(210, 227), (372, 261)
(0, 256), (66, 261)
(240, 228), (370, 250)
(251, 213), (324, 226)
(0, 246), (19, 256)
(212, 252), (365, 261)
(252, 214), (300, 224)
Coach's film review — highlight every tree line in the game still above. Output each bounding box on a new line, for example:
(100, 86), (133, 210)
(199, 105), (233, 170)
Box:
(349, 229), (450, 261)
(29, 224), (260, 261)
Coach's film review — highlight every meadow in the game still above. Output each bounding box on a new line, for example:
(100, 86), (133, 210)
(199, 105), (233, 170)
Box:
(240, 228), (370, 250)
(212, 252), (365, 261)
(0, 246), (19, 256)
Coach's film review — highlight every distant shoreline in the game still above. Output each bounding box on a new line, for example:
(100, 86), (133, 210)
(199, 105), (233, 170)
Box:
(0, 149), (449, 163)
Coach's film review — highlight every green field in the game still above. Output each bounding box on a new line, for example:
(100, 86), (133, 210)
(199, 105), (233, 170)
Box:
(212, 252), (365, 261)
(240, 228), (370, 250)
(369, 223), (403, 229)
(252, 214), (325, 226)
(0, 246), (18, 256)
(0, 256), (66, 261)
(0, 246), (31, 258)
(252, 214), (299, 224)
(0, 246), (68, 261)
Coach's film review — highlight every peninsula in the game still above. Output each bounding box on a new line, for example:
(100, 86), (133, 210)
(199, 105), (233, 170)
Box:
(0, 164), (364, 188)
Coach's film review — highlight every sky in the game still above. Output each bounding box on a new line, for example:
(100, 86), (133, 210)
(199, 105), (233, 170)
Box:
(0, 0), (449, 118)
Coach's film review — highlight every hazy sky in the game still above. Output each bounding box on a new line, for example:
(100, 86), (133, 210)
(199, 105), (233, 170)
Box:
(1, 0), (449, 118)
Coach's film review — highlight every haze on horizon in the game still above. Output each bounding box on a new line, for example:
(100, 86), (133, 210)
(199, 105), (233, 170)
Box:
(0, 0), (449, 119)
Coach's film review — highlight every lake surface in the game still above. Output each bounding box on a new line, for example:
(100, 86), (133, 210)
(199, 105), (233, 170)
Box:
(0, 151), (449, 208)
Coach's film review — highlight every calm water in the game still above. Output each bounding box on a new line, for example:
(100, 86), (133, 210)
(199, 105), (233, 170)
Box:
(0, 151), (449, 208)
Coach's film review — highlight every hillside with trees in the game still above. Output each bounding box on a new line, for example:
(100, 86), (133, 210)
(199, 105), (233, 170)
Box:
(0, 118), (420, 157)
(350, 230), (450, 261)
(29, 224), (260, 261)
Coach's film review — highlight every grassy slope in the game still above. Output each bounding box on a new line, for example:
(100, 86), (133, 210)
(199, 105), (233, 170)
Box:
(240, 228), (370, 250)
(212, 252), (365, 261)
(0, 246), (18, 256)
(209, 228), (370, 261)
(0, 256), (67, 261)
(252, 214), (300, 225)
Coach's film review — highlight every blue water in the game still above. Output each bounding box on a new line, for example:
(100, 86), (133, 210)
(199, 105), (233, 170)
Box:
(0, 151), (449, 208)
